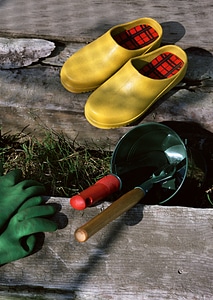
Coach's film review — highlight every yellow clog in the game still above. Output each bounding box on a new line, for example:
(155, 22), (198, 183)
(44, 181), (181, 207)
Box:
(84, 45), (188, 129)
(60, 18), (162, 93)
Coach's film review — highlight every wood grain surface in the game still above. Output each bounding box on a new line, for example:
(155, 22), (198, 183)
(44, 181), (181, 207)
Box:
(0, 0), (212, 146)
(0, 47), (212, 148)
(0, 1), (212, 299)
(0, 0), (212, 52)
(0, 198), (212, 299)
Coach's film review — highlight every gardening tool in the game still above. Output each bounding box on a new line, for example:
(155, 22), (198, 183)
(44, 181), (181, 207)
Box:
(70, 122), (188, 210)
(70, 151), (168, 210)
(74, 163), (177, 243)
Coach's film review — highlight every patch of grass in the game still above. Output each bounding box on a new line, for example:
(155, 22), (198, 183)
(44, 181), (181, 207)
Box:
(0, 126), (212, 208)
(0, 128), (112, 197)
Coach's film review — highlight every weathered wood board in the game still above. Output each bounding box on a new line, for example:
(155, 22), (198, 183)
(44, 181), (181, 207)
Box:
(0, 0), (212, 146)
(0, 198), (212, 299)
(0, 0), (212, 52)
(0, 1), (212, 299)
(0, 47), (212, 148)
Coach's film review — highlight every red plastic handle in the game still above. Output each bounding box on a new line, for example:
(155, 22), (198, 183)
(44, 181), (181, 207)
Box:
(70, 174), (121, 210)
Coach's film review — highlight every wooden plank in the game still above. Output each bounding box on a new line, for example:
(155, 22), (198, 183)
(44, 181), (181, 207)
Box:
(0, 198), (212, 299)
(0, 1), (212, 146)
(0, 0), (212, 53)
(0, 47), (212, 147)
(0, 1), (212, 299)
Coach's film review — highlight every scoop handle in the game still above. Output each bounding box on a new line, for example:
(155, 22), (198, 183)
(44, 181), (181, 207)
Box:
(75, 187), (145, 242)
(70, 175), (121, 210)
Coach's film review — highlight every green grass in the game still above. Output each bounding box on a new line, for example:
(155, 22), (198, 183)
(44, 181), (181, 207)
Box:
(0, 127), (212, 207)
(0, 128), (112, 197)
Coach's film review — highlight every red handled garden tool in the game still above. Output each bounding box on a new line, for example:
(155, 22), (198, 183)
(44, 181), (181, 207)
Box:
(70, 123), (188, 210)
(74, 163), (177, 242)
(70, 151), (168, 210)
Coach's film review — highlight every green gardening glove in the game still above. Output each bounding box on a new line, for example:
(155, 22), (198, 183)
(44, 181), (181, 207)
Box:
(0, 166), (45, 229)
(0, 196), (57, 265)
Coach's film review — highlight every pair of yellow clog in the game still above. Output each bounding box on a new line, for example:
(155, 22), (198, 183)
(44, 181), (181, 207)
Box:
(60, 18), (188, 129)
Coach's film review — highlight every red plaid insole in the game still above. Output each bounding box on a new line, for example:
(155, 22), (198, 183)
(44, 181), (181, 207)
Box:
(113, 24), (159, 50)
(140, 52), (184, 79)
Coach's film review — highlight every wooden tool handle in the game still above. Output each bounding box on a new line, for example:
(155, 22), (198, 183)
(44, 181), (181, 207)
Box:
(75, 187), (145, 242)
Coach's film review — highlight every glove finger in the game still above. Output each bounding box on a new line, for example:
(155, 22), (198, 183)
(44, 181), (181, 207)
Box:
(24, 234), (36, 253)
(18, 218), (58, 236)
(0, 190), (45, 230)
(16, 204), (57, 221)
(19, 234), (36, 254)
(2, 184), (46, 218)
(18, 196), (44, 212)
(0, 234), (36, 265)
(18, 183), (46, 199)
(17, 179), (44, 189)
(2, 169), (23, 186)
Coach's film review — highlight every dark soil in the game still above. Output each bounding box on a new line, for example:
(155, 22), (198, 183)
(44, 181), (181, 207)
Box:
(160, 121), (213, 208)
